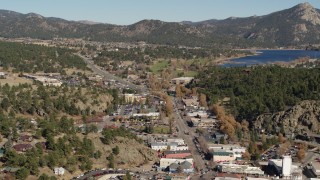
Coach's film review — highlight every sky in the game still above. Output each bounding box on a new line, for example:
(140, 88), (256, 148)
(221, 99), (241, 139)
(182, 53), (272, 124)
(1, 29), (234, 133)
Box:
(1, 0), (320, 25)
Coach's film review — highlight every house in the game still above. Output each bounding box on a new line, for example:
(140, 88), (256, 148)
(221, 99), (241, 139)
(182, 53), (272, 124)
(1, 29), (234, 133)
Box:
(0, 72), (6, 79)
(19, 135), (33, 142)
(54, 167), (65, 176)
(13, 144), (33, 152)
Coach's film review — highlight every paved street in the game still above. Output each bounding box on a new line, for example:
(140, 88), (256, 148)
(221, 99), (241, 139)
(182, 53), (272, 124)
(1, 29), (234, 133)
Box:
(172, 97), (206, 173)
(77, 53), (146, 93)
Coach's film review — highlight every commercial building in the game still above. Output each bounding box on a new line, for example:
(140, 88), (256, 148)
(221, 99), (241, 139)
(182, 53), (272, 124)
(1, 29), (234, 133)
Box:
(171, 77), (194, 85)
(268, 156), (302, 180)
(213, 150), (236, 162)
(218, 163), (264, 176)
(190, 117), (218, 128)
(124, 93), (146, 104)
(160, 157), (193, 169)
(209, 144), (246, 160)
(151, 142), (188, 151)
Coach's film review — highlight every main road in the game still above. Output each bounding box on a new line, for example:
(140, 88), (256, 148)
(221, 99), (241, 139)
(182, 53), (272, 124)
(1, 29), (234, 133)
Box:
(171, 97), (207, 173)
(77, 53), (146, 93)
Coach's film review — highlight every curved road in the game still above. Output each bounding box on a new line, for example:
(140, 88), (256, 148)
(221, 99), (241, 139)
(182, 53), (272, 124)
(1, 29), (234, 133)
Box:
(77, 53), (146, 93)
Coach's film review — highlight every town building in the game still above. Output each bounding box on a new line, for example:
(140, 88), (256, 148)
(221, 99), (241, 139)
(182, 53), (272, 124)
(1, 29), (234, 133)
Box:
(212, 150), (236, 162)
(182, 97), (199, 109)
(124, 93), (146, 104)
(186, 111), (209, 118)
(163, 150), (192, 159)
(169, 161), (194, 174)
(171, 77), (194, 85)
(209, 144), (246, 160)
(160, 157), (193, 169)
(166, 138), (185, 146)
(218, 163), (264, 176)
(268, 156), (302, 179)
(131, 112), (160, 121)
(190, 117), (218, 128)
(151, 142), (188, 151)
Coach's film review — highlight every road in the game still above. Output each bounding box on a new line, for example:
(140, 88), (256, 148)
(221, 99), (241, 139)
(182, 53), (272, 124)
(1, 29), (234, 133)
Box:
(76, 53), (146, 93)
(172, 97), (206, 173)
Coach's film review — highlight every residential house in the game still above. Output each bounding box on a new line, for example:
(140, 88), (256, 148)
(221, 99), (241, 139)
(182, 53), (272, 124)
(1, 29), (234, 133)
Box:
(54, 167), (65, 176)
(13, 144), (33, 152)
(19, 135), (33, 142)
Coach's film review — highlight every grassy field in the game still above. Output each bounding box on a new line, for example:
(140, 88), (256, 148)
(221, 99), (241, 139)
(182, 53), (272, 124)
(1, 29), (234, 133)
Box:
(0, 75), (32, 86)
(153, 125), (171, 134)
(150, 60), (169, 73)
(176, 70), (198, 77)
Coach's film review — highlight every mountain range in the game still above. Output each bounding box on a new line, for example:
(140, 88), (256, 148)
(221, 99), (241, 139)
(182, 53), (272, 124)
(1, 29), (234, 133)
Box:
(1, 2), (320, 48)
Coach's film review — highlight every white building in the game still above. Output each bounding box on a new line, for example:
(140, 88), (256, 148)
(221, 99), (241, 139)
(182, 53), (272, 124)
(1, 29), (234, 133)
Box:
(219, 163), (264, 176)
(209, 144), (246, 160)
(54, 167), (65, 176)
(171, 77), (194, 85)
(151, 142), (188, 151)
(268, 156), (302, 180)
(166, 138), (185, 146)
(282, 155), (292, 178)
(186, 111), (208, 118)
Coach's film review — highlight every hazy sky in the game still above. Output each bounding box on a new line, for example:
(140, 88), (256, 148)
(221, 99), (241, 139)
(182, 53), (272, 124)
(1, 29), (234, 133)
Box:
(1, 0), (320, 25)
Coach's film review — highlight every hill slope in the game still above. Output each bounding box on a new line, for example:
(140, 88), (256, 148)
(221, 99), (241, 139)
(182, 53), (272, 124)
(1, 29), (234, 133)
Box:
(1, 3), (320, 47)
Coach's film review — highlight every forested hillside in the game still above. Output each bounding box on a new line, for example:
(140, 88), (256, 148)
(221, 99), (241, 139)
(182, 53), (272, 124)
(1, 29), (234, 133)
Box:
(195, 66), (320, 123)
(0, 41), (87, 73)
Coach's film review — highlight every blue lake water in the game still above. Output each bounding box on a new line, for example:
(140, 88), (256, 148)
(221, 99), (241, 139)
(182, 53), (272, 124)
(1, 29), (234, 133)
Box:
(223, 50), (320, 67)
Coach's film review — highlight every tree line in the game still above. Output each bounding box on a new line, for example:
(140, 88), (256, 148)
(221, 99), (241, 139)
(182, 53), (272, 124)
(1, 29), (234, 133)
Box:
(194, 65), (320, 124)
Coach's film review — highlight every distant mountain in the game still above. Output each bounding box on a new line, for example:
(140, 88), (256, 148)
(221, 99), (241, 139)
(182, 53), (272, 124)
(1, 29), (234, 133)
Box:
(0, 3), (320, 48)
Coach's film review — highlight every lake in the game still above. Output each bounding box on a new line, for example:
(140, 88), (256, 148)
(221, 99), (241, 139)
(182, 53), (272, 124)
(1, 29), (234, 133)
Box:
(223, 50), (320, 67)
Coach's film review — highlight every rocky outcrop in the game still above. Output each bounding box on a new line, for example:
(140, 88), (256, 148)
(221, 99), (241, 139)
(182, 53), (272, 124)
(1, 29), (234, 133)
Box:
(254, 100), (320, 135)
